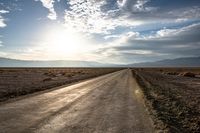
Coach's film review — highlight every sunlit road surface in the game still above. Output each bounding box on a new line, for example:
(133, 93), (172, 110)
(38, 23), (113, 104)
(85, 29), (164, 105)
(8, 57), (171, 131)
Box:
(0, 69), (154, 133)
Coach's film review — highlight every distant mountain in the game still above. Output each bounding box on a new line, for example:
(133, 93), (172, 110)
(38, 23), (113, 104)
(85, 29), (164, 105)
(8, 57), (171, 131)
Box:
(1, 56), (200, 67)
(0, 57), (115, 67)
(127, 56), (200, 67)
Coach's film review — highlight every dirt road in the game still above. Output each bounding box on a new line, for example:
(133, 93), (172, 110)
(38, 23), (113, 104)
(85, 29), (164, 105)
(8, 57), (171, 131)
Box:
(0, 69), (154, 133)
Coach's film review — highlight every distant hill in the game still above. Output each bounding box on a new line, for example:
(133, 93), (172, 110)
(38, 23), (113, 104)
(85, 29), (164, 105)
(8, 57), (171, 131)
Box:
(1, 56), (200, 67)
(127, 56), (200, 67)
(0, 57), (114, 67)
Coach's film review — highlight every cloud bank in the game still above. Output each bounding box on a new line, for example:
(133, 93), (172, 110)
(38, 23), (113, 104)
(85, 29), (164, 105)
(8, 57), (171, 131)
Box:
(97, 23), (200, 63)
(64, 0), (143, 34)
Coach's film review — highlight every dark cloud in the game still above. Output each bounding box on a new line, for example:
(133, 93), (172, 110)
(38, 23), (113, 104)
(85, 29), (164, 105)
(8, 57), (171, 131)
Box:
(106, 0), (200, 23)
(99, 23), (200, 62)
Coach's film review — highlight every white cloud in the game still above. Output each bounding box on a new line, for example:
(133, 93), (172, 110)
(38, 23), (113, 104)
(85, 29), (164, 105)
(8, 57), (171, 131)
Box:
(0, 10), (9, 28)
(154, 28), (177, 38)
(145, 23), (200, 40)
(0, 51), (7, 57)
(0, 10), (9, 46)
(133, 0), (156, 12)
(0, 40), (3, 46)
(36, 0), (57, 20)
(121, 49), (154, 55)
(104, 31), (140, 46)
(0, 10), (9, 14)
(64, 0), (143, 34)
(175, 18), (188, 23)
(0, 17), (7, 28)
(168, 6), (200, 22)
(118, 0), (157, 13)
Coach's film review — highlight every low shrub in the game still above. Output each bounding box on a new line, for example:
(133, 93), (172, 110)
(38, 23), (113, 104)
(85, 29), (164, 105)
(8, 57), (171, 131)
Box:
(179, 72), (196, 77)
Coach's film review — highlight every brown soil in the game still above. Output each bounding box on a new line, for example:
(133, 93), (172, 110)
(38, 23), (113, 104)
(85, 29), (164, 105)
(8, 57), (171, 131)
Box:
(133, 68), (200, 133)
(0, 68), (121, 102)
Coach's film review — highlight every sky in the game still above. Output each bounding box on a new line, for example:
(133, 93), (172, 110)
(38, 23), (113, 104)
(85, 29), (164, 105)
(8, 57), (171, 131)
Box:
(0, 0), (200, 64)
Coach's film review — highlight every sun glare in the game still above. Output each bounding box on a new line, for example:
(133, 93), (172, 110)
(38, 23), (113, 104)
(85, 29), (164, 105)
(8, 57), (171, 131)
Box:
(45, 28), (83, 54)
(37, 25), (97, 61)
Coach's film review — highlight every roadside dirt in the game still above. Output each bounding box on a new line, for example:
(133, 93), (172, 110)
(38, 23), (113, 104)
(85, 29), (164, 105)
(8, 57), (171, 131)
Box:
(133, 69), (200, 133)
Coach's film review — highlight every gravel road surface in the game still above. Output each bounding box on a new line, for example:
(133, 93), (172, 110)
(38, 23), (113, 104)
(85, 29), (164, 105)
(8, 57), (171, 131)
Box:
(0, 69), (153, 133)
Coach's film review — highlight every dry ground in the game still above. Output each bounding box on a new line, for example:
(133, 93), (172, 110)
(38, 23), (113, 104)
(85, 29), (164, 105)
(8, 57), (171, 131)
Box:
(0, 68), (121, 102)
(0, 69), (154, 133)
(133, 68), (200, 132)
(1, 67), (199, 132)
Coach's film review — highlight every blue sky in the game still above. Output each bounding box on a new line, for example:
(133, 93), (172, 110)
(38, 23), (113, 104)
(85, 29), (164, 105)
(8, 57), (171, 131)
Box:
(0, 0), (200, 64)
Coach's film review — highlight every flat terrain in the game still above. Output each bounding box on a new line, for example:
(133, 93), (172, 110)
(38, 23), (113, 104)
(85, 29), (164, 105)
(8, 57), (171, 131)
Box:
(0, 68), (120, 102)
(1, 68), (199, 133)
(133, 68), (200, 132)
(0, 69), (154, 133)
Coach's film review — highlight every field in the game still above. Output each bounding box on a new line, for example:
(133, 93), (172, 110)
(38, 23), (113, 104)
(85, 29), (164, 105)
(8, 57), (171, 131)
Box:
(0, 68), (121, 102)
(132, 68), (200, 132)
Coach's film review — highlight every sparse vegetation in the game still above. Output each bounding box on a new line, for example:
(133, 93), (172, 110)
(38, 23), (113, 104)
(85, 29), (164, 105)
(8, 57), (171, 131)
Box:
(0, 68), (121, 102)
(179, 72), (196, 77)
(133, 68), (200, 132)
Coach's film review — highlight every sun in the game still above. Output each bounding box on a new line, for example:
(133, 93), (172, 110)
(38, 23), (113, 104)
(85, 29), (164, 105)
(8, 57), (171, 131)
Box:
(38, 25), (96, 60)
(44, 28), (83, 55)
